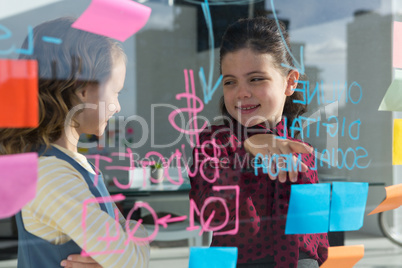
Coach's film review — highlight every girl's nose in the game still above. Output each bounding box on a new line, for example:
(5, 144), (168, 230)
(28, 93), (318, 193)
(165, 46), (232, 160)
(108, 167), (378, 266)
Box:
(236, 84), (251, 99)
(115, 101), (121, 114)
(110, 101), (121, 115)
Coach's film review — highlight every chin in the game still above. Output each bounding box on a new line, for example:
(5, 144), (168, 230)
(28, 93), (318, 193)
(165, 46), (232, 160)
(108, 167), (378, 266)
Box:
(97, 128), (106, 137)
(98, 123), (108, 136)
(240, 119), (263, 128)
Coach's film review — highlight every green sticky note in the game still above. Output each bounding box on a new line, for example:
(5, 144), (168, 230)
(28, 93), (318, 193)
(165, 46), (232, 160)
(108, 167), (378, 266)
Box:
(379, 69), (402, 111)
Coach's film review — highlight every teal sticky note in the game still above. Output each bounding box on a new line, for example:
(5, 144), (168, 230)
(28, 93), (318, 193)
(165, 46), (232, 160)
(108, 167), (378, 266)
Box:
(189, 247), (237, 268)
(329, 182), (369, 232)
(285, 184), (331, 234)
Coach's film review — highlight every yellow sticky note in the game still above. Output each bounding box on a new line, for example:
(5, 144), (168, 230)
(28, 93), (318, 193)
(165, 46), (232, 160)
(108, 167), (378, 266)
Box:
(393, 119), (402, 165)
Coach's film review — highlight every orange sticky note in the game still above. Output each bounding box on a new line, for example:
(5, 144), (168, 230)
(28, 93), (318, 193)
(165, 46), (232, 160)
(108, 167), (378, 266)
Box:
(0, 59), (38, 128)
(393, 21), (402, 68)
(369, 184), (402, 215)
(393, 119), (402, 164)
(320, 245), (364, 268)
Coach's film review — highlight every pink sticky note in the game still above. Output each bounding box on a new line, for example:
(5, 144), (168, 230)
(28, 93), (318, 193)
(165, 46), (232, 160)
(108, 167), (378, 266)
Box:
(72, 0), (151, 42)
(393, 21), (402, 68)
(0, 153), (38, 219)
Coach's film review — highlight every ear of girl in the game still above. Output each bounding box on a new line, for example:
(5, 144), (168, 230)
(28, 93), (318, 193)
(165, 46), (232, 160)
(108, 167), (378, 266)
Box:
(285, 70), (300, 96)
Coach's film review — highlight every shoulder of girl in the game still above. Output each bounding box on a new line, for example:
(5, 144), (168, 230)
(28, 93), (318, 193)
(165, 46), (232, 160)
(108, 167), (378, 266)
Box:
(38, 156), (84, 181)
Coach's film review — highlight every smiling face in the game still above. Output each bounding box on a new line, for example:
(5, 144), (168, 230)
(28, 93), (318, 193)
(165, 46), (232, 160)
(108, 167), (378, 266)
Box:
(76, 56), (126, 136)
(222, 48), (298, 128)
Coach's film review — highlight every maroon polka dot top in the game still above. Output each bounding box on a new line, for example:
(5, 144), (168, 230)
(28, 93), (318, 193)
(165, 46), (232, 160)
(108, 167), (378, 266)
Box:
(189, 118), (329, 267)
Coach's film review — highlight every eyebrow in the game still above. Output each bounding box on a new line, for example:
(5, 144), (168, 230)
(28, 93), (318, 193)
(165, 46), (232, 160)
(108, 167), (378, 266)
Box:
(246, 71), (267, 77)
(222, 74), (235, 79)
(222, 71), (266, 79)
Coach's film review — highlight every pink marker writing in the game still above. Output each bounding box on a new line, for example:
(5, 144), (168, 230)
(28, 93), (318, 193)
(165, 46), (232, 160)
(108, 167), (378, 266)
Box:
(187, 185), (240, 236)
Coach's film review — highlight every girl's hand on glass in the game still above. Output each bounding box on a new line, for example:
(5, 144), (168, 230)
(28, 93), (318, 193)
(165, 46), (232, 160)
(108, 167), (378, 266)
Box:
(244, 134), (313, 183)
(60, 255), (102, 268)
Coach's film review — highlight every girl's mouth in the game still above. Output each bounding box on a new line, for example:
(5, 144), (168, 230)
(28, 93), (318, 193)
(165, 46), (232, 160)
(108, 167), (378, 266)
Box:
(236, 104), (260, 114)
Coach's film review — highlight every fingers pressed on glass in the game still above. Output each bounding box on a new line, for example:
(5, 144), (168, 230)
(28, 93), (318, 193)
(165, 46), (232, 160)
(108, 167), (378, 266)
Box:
(268, 150), (280, 181)
(292, 154), (309, 173)
(278, 170), (287, 183)
(268, 155), (277, 181)
(278, 147), (296, 182)
(276, 155), (287, 183)
(289, 139), (313, 154)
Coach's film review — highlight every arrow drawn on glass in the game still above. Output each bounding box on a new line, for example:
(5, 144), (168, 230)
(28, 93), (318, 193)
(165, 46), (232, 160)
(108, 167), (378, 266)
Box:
(199, 0), (223, 104)
(157, 214), (188, 228)
(270, 0), (305, 75)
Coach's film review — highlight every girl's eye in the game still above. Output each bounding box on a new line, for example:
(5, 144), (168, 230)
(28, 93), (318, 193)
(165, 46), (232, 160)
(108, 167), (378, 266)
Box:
(251, 77), (264, 82)
(223, 80), (235, 86)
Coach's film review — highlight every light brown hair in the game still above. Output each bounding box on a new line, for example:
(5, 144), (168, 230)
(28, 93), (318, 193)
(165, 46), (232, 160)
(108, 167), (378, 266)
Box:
(0, 17), (126, 154)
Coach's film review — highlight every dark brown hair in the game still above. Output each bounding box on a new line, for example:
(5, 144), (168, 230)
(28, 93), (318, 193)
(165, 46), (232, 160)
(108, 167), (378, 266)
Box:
(219, 17), (307, 136)
(0, 17), (126, 154)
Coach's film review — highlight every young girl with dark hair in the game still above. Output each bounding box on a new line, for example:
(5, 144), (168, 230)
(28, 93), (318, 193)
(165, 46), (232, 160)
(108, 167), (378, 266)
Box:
(0, 17), (149, 267)
(189, 17), (328, 268)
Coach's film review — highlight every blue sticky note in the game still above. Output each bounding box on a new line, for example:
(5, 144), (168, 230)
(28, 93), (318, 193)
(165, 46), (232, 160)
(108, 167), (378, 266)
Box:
(285, 184), (331, 234)
(329, 182), (369, 232)
(189, 247), (237, 268)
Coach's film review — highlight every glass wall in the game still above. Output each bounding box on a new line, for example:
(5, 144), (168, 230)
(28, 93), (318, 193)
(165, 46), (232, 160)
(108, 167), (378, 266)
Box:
(1, 0), (402, 266)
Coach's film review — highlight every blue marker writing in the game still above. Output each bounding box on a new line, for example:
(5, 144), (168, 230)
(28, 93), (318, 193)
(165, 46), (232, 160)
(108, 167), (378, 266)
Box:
(199, 0), (223, 104)
(14, 26), (34, 55)
(0, 25), (34, 56)
(270, 0), (305, 74)
(42, 36), (63, 45)
(0, 24), (14, 55)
